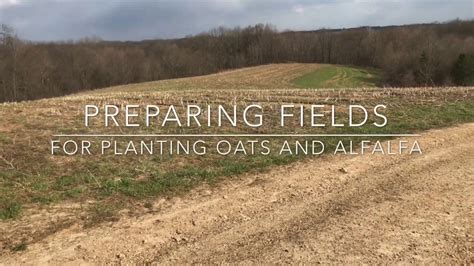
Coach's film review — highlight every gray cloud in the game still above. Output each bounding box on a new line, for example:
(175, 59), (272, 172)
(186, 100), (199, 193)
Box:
(0, 0), (472, 41)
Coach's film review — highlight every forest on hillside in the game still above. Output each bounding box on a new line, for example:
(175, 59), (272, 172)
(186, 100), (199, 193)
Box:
(0, 20), (474, 102)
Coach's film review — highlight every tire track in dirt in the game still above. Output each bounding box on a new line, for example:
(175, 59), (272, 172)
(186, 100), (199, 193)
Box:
(1, 123), (473, 264)
(151, 125), (473, 264)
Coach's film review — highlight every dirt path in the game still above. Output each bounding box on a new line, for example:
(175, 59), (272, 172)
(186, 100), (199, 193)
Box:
(1, 124), (473, 264)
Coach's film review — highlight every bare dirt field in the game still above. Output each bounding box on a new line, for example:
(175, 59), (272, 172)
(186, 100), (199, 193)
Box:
(1, 123), (472, 264)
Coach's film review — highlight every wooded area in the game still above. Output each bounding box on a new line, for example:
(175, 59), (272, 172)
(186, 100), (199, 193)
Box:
(1, 20), (473, 102)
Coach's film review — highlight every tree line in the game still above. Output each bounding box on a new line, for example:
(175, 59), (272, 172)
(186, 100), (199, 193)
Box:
(1, 20), (474, 102)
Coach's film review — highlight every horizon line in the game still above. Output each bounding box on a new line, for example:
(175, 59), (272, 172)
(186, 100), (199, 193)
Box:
(16, 19), (470, 43)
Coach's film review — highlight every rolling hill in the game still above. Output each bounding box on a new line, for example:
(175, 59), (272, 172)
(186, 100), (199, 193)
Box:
(0, 64), (473, 263)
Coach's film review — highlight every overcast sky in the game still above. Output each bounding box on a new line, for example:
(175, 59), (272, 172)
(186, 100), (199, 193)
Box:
(0, 0), (472, 41)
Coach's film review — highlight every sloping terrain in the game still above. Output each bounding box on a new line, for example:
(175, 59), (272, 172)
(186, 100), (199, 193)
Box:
(85, 63), (322, 94)
(1, 123), (472, 264)
(292, 65), (381, 88)
(0, 64), (473, 263)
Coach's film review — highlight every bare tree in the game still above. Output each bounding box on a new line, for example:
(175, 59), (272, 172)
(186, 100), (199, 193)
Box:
(1, 20), (474, 102)
(1, 24), (20, 101)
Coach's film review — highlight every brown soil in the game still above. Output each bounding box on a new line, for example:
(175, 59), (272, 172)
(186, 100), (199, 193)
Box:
(1, 123), (473, 264)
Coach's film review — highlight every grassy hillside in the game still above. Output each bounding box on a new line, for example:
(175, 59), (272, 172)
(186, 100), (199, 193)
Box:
(0, 64), (473, 252)
(293, 65), (382, 88)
